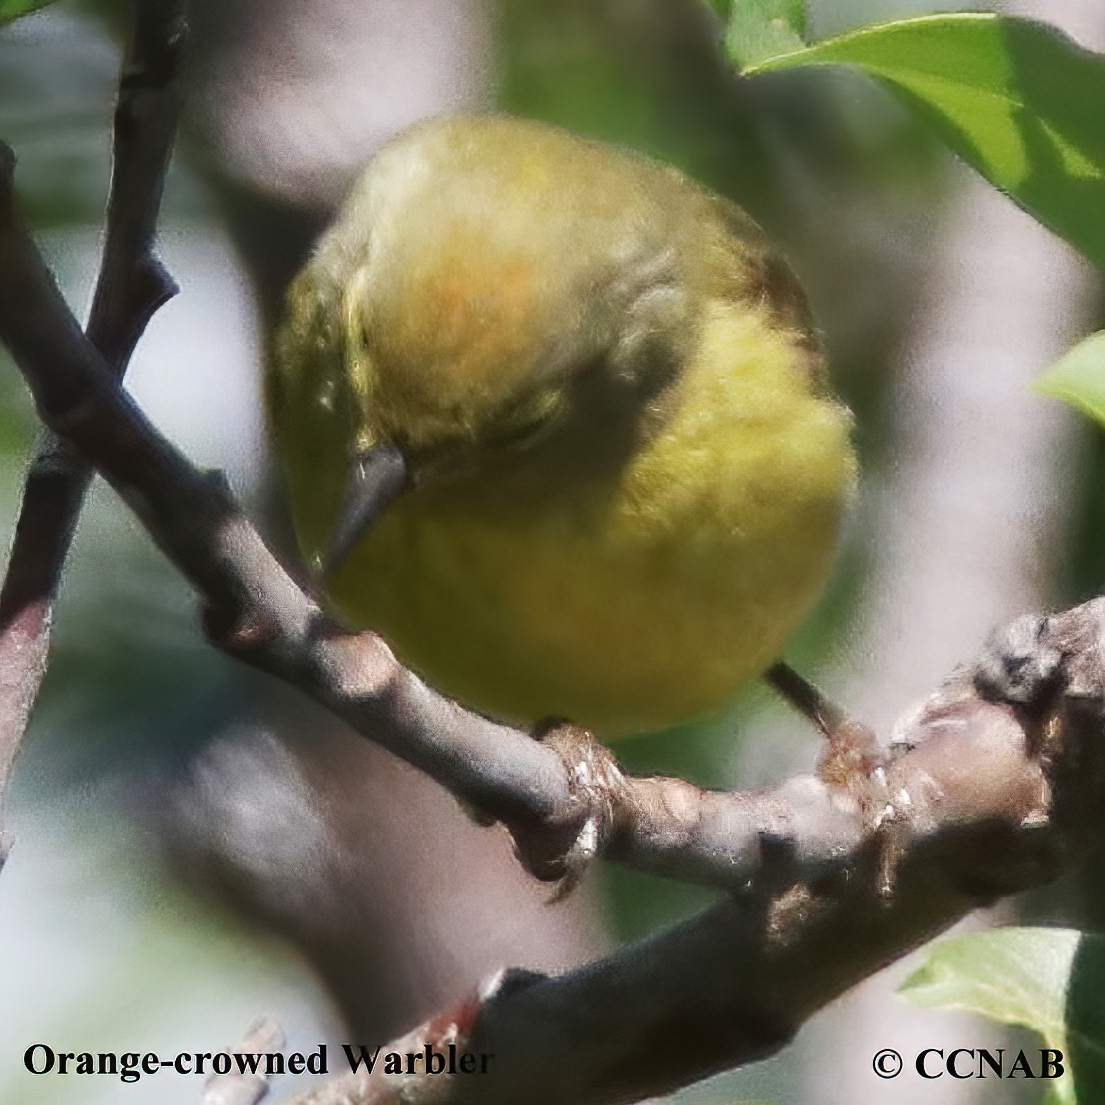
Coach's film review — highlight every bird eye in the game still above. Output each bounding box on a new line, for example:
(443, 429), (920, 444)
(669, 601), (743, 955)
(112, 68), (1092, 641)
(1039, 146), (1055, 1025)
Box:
(485, 387), (563, 451)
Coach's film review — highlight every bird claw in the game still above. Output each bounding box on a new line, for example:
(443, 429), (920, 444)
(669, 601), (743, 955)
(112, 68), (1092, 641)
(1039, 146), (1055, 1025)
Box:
(545, 814), (602, 903)
(525, 721), (629, 900)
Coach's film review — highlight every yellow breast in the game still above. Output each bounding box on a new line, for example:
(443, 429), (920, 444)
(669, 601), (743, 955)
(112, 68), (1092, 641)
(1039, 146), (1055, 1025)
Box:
(326, 301), (853, 735)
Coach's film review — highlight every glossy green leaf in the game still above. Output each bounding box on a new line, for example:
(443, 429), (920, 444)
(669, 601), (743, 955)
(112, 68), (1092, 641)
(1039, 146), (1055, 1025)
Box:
(1034, 331), (1105, 428)
(0, 0), (57, 24)
(900, 927), (1105, 1103)
(723, 0), (806, 70)
(745, 14), (1105, 270)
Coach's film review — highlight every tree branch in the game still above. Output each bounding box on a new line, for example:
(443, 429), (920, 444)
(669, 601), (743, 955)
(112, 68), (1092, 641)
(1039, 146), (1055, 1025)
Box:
(0, 0), (185, 854)
(202, 1018), (286, 1105)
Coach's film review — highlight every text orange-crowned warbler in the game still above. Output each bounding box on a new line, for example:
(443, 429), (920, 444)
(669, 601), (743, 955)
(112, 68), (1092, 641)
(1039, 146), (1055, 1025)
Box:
(268, 114), (855, 738)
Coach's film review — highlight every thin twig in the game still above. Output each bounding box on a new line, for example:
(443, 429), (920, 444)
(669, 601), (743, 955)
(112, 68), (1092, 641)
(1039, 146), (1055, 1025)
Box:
(0, 0), (184, 847)
(287, 998), (484, 1105)
(202, 1018), (285, 1105)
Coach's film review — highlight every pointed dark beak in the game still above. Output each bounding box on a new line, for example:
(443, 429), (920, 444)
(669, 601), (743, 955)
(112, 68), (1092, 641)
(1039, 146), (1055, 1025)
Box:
(320, 441), (408, 582)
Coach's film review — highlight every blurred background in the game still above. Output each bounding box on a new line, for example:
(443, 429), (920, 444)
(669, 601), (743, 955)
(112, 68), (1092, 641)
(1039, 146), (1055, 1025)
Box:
(0, 0), (1102, 1102)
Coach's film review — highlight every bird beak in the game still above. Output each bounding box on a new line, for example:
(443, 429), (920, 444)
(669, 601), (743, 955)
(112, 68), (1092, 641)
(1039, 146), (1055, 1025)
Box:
(319, 441), (408, 582)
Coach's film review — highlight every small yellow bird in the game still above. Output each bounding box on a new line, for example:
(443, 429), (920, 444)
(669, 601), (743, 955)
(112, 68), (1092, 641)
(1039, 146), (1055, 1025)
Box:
(269, 114), (855, 738)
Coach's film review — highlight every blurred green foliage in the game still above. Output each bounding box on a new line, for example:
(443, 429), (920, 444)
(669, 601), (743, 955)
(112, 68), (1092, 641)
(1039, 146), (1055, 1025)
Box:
(0, 5), (114, 225)
(721, 0), (806, 69)
(1036, 333), (1105, 616)
(0, 0), (55, 26)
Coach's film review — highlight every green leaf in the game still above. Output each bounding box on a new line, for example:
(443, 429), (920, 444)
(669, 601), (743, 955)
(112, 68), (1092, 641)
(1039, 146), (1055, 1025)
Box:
(0, 0), (57, 24)
(744, 14), (1105, 271)
(1034, 331), (1105, 428)
(900, 927), (1105, 1103)
(722, 0), (806, 70)
(901, 927), (1077, 1042)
